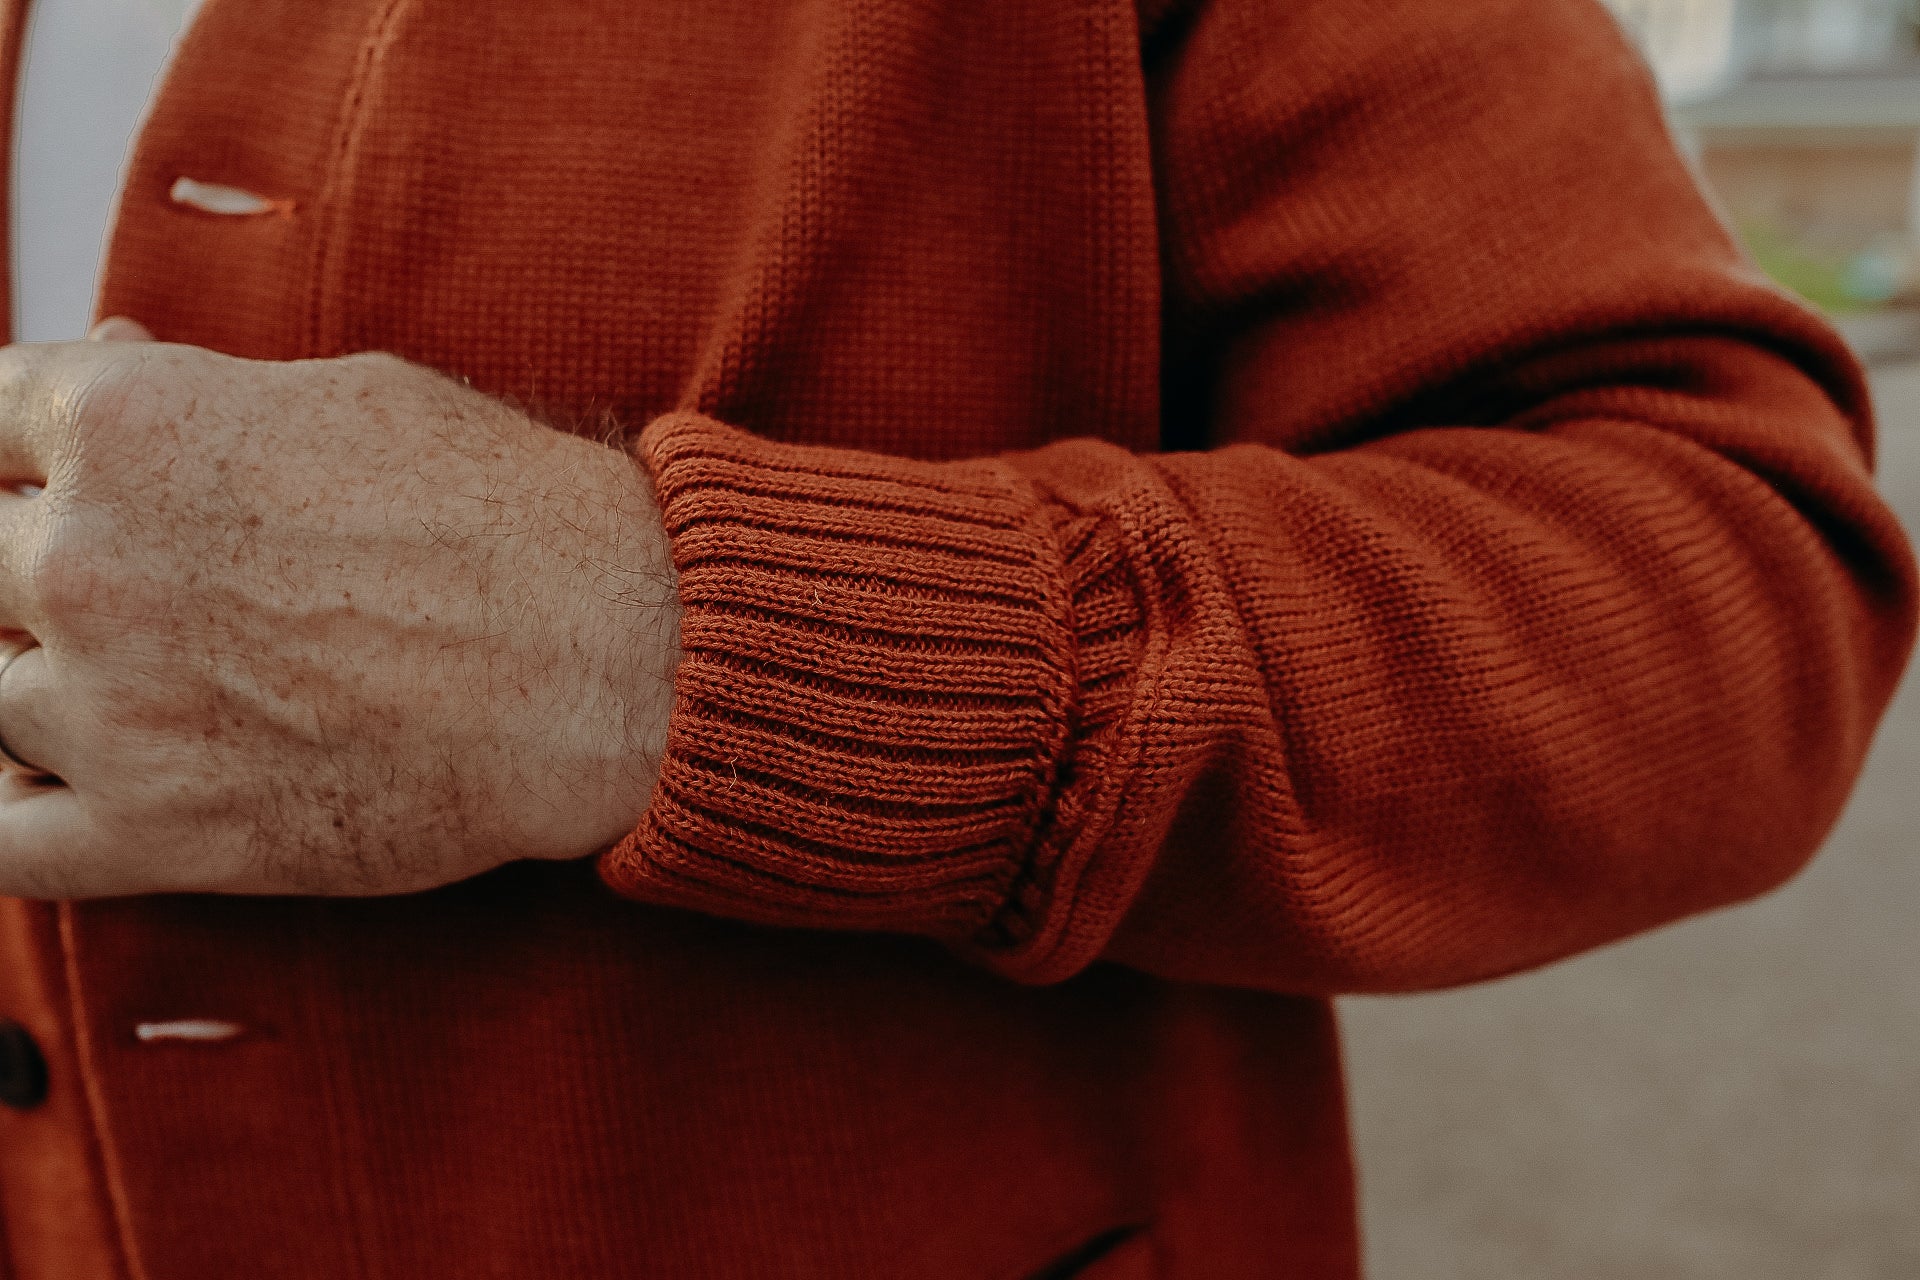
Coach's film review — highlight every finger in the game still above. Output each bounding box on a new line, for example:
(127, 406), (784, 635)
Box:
(0, 345), (62, 484)
(87, 316), (154, 343)
(0, 781), (97, 898)
(0, 340), (115, 485)
(0, 499), (49, 636)
(0, 642), (73, 784)
(0, 341), (119, 634)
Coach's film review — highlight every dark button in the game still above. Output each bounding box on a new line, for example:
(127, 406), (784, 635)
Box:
(0, 1020), (48, 1110)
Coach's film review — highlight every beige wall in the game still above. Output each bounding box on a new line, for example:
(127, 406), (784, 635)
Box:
(1697, 135), (1917, 250)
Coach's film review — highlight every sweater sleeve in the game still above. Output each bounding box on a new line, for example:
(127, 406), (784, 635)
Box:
(599, 0), (1919, 991)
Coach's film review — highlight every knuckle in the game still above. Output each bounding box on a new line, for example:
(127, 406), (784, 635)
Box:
(64, 358), (139, 436)
(29, 523), (121, 625)
(0, 342), (36, 391)
(0, 339), (58, 387)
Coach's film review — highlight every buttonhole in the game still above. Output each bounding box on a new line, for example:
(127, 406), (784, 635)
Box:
(168, 178), (291, 217)
(134, 1019), (245, 1044)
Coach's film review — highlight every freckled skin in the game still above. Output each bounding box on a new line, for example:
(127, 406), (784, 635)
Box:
(0, 336), (681, 899)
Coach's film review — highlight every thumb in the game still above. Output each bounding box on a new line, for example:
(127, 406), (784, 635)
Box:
(86, 316), (155, 342)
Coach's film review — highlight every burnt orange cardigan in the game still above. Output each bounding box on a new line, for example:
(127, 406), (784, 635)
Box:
(0, 0), (1912, 1275)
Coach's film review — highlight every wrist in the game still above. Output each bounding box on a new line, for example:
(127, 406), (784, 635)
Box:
(509, 424), (682, 860)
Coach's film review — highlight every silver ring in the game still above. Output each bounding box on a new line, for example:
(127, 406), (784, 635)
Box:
(0, 642), (50, 777)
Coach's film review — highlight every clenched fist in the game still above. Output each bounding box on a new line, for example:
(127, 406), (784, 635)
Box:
(0, 322), (680, 899)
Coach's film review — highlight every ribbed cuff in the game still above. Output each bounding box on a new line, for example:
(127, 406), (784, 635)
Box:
(600, 412), (1143, 955)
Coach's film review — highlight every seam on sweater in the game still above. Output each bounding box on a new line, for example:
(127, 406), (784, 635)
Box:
(979, 498), (1095, 946)
(974, 630), (1141, 959)
(56, 905), (145, 1280)
(1012, 553), (1163, 972)
(970, 508), (1133, 959)
(979, 0), (1166, 974)
(303, 0), (413, 355)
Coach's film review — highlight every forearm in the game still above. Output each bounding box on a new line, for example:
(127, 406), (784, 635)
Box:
(595, 0), (1918, 989)
(600, 328), (1914, 991)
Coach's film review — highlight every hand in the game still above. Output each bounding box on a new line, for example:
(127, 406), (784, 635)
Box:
(0, 321), (680, 899)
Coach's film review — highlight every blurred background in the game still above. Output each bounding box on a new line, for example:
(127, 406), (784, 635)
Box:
(1340, 2), (1920, 1276)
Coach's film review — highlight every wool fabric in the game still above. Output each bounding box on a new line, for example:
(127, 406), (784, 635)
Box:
(0, 0), (1913, 1275)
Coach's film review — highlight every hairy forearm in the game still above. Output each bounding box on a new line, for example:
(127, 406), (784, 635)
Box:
(0, 336), (680, 898)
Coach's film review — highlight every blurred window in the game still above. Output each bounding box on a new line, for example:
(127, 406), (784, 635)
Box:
(1606, 0), (1920, 100)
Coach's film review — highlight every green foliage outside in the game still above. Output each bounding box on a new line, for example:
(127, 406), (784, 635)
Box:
(1739, 221), (1905, 315)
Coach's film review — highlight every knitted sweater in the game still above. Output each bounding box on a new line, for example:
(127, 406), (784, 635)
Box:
(0, 0), (1911, 1275)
